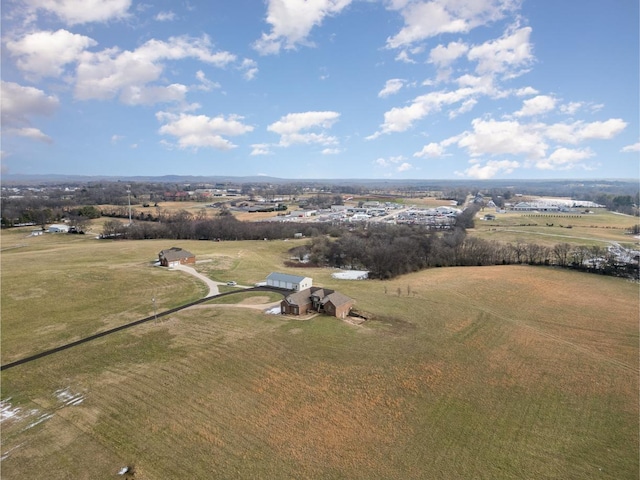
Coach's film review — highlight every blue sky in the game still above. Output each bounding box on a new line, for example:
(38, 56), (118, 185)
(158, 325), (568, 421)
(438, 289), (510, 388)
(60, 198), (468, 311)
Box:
(1, 0), (638, 179)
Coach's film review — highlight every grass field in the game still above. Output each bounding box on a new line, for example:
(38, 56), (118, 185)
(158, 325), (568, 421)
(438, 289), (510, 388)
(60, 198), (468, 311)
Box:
(471, 210), (639, 248)
(1, 228), (638, 479)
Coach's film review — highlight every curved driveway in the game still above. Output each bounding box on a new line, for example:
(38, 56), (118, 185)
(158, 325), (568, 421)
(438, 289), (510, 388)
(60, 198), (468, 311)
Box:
(171, 264), (225, 297)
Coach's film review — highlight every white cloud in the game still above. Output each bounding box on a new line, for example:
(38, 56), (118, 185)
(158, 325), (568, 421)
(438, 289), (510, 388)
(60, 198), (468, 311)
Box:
(322, 148), (341, 155)
(456, 118), (547, 159)
(514, 86), (538, 96)
(559, 101), (583, 116)
(534, 147), (594, 170)
(251, 144), (273, 155)
(6, 127), (54, 143)
(375, 155), (407, 170)
(514, 95), (556, 117)
(195, 70), (220, 91)
(386, 0), (519, 49)
(75, 35), (236, 104)
(368, 86), (477, 137)
(467, 26), (533, 78)
(448, 98), (477, 118)
(395, 50), (416, 63)
(240, 58), (259, 80)
(378, 79), (405, 98)
(157, 112), (254, 150)
(155, 11), (176, 21)
(111, 134), (124, 144)
(428, 41), (468, 68)
(119, 84), (189, 105)
(458, 159), (519, 179)
(1, 81), (59, 129)
(545, 119), (627, 144)
(267, 111), (340, 146)
(25, 0), (132, 25)
(6, 29), (97, 79)
(414, 142), (445, 158)
(253, 0), (353, 55)
(621, 142), (640, 153)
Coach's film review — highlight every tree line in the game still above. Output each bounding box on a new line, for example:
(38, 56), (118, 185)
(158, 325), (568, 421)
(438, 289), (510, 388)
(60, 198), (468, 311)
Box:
(101, 213), (334, 241)
(295, 224), (639, 280)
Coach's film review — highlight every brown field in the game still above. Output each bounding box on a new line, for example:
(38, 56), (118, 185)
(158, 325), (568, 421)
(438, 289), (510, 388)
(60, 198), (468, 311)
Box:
(1, 227), (638, 480)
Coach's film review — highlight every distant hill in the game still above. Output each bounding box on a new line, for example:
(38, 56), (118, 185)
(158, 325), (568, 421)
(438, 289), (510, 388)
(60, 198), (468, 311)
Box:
(2, 174), (638, 193)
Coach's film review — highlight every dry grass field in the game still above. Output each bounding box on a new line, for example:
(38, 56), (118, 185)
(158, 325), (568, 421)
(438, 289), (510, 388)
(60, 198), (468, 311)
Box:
(471, 210), (639, 248)
(1, 228), (638, 479)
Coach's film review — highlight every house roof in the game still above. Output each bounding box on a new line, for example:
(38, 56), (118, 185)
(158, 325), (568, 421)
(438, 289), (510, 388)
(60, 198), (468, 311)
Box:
(283, 287), (353, 309)
(283, 289), (314, 306)
(159, 247), (195, 262)
(267, 272), (310, 284)
(321, 291), (354, 308)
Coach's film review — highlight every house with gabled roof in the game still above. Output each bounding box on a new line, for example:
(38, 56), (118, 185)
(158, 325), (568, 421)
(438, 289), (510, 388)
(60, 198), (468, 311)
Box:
(158, 247), (196, 267)
(281, 286), (355, 319)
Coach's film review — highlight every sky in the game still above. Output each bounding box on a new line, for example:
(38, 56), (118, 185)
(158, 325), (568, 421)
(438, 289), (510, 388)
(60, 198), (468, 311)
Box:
(1, 0), (638, 180)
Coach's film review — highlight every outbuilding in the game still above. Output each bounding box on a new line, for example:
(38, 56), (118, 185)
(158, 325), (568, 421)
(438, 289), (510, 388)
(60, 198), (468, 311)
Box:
(158, 247), (196, 267)
(266, 272), (312, 291)
(48, 224), (69, 233)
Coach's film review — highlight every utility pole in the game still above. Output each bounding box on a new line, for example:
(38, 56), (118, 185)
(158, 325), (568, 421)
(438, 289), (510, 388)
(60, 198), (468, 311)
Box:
(127, 185), (132, 225)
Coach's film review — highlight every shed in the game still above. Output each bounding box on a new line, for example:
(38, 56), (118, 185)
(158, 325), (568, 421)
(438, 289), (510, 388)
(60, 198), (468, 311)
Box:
(48, 224), (69, 233)
(266, 272), (312, 291)
(159, 247), (196, 267)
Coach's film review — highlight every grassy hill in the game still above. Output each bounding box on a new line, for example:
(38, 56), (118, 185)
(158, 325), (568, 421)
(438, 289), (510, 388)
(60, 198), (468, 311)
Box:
(1, 228), (638, 479)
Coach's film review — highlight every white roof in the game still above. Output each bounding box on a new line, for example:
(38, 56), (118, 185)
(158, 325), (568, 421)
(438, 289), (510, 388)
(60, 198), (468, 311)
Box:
(267, 272), (310, 283)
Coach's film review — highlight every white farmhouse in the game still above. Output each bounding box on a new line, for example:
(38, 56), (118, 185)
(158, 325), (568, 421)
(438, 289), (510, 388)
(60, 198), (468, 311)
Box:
(266, 272), (312, 291)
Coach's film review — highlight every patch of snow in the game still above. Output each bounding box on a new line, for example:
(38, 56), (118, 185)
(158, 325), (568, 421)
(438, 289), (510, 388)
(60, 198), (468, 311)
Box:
(118, 467), (130, 475)
(22, 413), (54, 431)
(332, 270), (369, 280)
(0, 399), (21, 423)
(55, 387), (85, 406)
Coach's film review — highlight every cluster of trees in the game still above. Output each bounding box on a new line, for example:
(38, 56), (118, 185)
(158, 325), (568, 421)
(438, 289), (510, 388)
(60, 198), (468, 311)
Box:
(296, 224), (638, 280)
(102, 213), (334, 241)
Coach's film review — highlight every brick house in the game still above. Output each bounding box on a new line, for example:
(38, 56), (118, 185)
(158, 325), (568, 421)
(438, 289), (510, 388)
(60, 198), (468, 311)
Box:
(158, 247), (196, 267)
(281, 287), (355, 319)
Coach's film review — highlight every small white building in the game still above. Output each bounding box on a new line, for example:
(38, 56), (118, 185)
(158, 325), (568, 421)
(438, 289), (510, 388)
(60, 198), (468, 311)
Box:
(48, 224), (69, 233)
(266, 272), (312, 291)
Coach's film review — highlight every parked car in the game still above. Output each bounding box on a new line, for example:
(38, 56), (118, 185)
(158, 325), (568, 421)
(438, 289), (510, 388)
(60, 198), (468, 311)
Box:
(226, 281), (237, 286)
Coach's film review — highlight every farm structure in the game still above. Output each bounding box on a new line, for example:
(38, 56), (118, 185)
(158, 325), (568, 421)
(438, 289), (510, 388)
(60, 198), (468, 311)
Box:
(48, 224), (69, 233)
(266, 272), (312, 291)
(281, 286), (355, 318)
(158, 247), (196, 267)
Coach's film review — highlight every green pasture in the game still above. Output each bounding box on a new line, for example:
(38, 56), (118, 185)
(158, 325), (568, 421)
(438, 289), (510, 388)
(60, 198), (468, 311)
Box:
(1, 227), (638, 479)
(471, 210), (639, 247)
(0, 227), (305, 363)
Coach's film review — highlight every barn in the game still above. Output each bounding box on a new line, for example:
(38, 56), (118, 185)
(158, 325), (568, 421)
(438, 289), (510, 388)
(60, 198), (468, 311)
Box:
(158, 247), (196, 267)
(48, 224), (69, 233)
(266, 272), (312, 291)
